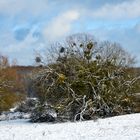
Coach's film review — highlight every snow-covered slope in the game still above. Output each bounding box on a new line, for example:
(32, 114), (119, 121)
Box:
(0, 113), (140, 140)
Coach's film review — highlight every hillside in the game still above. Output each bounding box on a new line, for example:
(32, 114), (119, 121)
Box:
(0, 113), (140, 140)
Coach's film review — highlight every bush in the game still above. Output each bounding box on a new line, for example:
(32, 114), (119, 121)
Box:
(30, 104), (57, 122)
(0, 55), (25, 113)
(0, 98), (38, 121)
(30, 34), (139, 121)
(15, 98), (39, 113)
(0, 91), (23, 113)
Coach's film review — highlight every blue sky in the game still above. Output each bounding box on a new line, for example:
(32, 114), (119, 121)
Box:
(0, 0), (140, 66)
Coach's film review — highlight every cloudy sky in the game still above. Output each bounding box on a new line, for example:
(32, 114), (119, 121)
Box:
(0, 0), (140, 66)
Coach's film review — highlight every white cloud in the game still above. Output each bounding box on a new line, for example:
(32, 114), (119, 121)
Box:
(0, 28), (45, 65)
(43, 10), (80, 41)
(0, 0), (48, 16)
(135, 23), (140, 33)
(91, 0), (140, 19)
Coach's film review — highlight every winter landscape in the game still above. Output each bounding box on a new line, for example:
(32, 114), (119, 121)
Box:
(0, 0), (140, 140)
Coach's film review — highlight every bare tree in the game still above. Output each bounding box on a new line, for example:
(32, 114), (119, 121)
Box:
(96, 41), (135, 67)
(0, 54), (9, 69)
(42, 33), (135, 67)
(31, 33), (139, 122)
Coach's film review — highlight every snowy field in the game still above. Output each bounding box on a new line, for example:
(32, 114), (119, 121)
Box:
(0, 113), (140, 140)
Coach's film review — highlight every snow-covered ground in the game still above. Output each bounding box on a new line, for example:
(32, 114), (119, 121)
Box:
(0, 113), (140, 140)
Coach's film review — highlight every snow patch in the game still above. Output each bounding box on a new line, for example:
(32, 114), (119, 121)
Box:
(0, 113), (140, 140)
